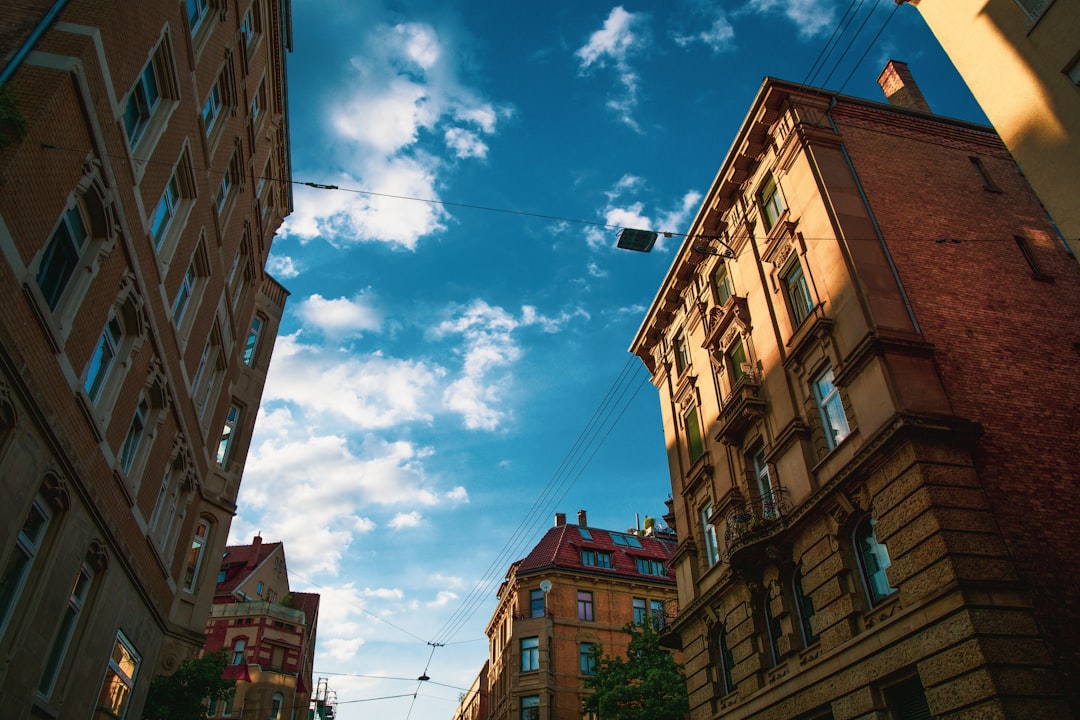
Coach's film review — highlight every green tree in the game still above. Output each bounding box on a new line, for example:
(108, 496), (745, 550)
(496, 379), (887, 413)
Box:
(582, 622), (689, 720)
(142, 649), (235, 720)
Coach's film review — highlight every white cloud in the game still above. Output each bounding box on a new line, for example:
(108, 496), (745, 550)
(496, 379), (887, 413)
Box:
(266, 254), (301, 279)
(427, 590), (458, 607)
(324, 636), (365, 661)
(745, 0), (835, 37)
(575, 7), (649, 130)
(444, 127), (489, 159)
(585, 177), (702, 251)
(296, 293), (384, 337)
(674, 11), (736, 52)
(588, 262), (608, 278)
(389, 511), (423, 529)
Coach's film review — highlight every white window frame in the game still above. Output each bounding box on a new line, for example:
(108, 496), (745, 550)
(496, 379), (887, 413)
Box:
(84, 314), (123, 402)
(520, 636), (539, 672)
(243, 317), (263, 366)
(813, 364), (850, 449)
(701, 503), (719, 566)
(0, 495), (52, 641)
(38, 563), (93, 698)
(119, 397), (149, 473)
(95, 631), (141, 720)
(187, 0), (210, 33)
(36, 206), (88, 312)
(183, 520), (210, 592)
(216, 404), (240, 467)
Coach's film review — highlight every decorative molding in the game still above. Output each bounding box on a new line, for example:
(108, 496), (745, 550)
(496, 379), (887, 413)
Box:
(41, 470), (71, 512)
(86, 539), (110, 572)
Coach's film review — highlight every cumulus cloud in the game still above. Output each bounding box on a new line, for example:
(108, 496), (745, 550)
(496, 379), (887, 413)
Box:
(673, 10), (736, 52)
(745, 0), (835, 38)
(296, 293), (384, 337)
(266, 254), (301, 279)
(389, 511), (423, 529)
(575, 7), (649, 130)
(585, 175), (702, 251)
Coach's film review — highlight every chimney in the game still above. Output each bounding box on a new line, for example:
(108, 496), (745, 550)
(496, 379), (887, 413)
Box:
(555, 512), (566, 527)
(247, 534), (263, 570)
(577, 510), (587, 527)
(876, 60), (931, 113)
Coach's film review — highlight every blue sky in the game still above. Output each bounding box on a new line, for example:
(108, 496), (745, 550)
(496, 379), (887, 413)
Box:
(229, 0), (986, 716)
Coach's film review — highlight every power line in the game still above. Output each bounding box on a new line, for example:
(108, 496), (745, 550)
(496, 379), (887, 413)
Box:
(803, 0), (864, 89)
(820, 0), (883, 90)
(838, 1), (902, 95)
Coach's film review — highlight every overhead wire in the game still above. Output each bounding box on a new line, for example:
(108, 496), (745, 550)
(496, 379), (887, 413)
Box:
(820, 0), (883, 90)
(802, 0), (864, 89)
(837, 1), (903, 95)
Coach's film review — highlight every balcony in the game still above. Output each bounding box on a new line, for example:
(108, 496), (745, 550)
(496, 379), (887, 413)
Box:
(724, 487), (790, 560)
(211, 600), (306, 626)
(653, 600), (682, 650)
(716, 375), (766, 445)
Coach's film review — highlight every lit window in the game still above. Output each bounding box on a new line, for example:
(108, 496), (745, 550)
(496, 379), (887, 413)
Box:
(39, 564), (93, 697)
(37, 206), (88, 310)
(855, 516), (896, 605)
(173, 260), (199, 325)
(92, 632), (140, 720)
(793, 566), (817, 645)
(187, 0), (209, 32)
(581, 549), (612, 568)
(782, 260), (814, 325)
(713, 263), (733, 306)
(124, 57), (160, 146)
(577, 591), (594, 621)
(684, 405), (704, 462)
(530, 589), (545, 618)
(580, 642), (596, 675)
(520, 636), (539, 672)
(0, 496), (51, 641)
(701, 503), (719, 566)
(243, 317), (262, 365)
(84, 315), (123, 401)
(813, 364), (850, 449)
(183, 520), (210, 592)
(120, 397), (149, 473)
(216, 405), (240, 466)
(521, 695), (540, 720)
(202, 82), (222, 135)
(633, 597), (647, 624)
(150, 175), (180, 248)
(759, 175), (786, 230)
(635, 558), (666, 576)
(231, 637), (246, 665)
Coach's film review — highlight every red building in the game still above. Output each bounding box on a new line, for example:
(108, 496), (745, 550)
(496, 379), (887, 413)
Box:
(203, 536), (319, 720)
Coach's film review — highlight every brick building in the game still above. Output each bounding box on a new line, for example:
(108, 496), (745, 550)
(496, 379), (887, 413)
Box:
(629, 64), (1080, 719)
(464, 510), (682, 720)
(0, 1), (292, 718)
(203, 536), (319, 720)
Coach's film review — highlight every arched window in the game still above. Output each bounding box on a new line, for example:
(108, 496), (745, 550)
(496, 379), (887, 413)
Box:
(713, 624), (735, 695)
(854, 516), (896, 606)
(231, 637), (246, 665)
(270, 692), (283, 720)
(792, 566), (817, 645)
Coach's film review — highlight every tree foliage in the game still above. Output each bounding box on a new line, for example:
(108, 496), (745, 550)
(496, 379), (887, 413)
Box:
(142, 649), (235, 720)
(582, 622), (689, 720)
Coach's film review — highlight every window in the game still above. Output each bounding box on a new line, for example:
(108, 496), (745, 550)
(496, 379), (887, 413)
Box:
(635, 558), (665, 576)
(759, 175), (786, 230)
(84, 315), (126, 403)
(231, 637), (246, 665)
(202, 81), (222, 136)
(250, 80), (265, 124)
(650, 599), (665, 628)
(782, 259), (814, 325)
(701, 503), (719, 566)
(883, 676), (934, 720)
(684, 405), (705, 463)
(577, 527), (592, 541)
(150, 455), (188, 554)
(92, 632), (140, 720)
(577, 590), (594, 621)
(151, 175), (180, 250)
(1013, 0), (1052, 22)
(529, 589), (545, 618)
(124, 54), (161, 146)
(173, 256), (203, 325)
(580, 642), (596, 675)
(813, 364), (850, 449)
(793, 566), (817, 645)
(633, 597), (647, 624)
(521, 695), (540, 720)
(39, 563), (93, 697)
(1068, 55), (1080, 85)
(37, 206), (87, 310)
(270, 692), (283, 720)
(1015, 236), (1051, 280)
(215, 153), (241, 215)
(854, 516), (896, 605)
(187, 0), (210, 32)
(220, 694), (234, 717)
(674, 333), (689, 375)
(216, 570), (226, 583)
(763, 594), (781, 667)
(183, 520), (210, 592)
(216, 404), (240, 466)
(256, 580), (264, 595)
(969, 156), (1001, 191)
(520, 636), (539, 672)
(581, 549), (612, 568)
(610, 533), (642, 548)
(119, 397), (149, 473)
(726, 339), (748, 383)
(243, 317), (262, 365)
(193, 328), (224, 418)
(713, 263), (733, 305)
(0, 495), (51, 640)
(715, 625), (735, 694)
(753, 448), (775, 518)
(240, 7), (256, 45)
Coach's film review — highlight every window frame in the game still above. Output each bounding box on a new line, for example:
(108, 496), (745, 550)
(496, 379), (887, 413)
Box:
(813, 364), (851, 450)
(854, 516), (897, 606)
(520, 636), (539, 672)
(119, 396), (149, 474)
(0, 495), (52, 642)
(713, 262), (733, 306)
(92, 631), (141, 720)
(521, 695), (540, 720)
(716, 625), (735, 695)
(216, 404), (241, 467)
(243, 316), (263, 366)
(231, 636), (247, 665)
(753, 448), (776, 518)
(36, 206), (88, 312)
(684, 404), (705, 463)
(183, 519), (210, 593)
(581, 549), (612, 569)
(123, 38), (177, 170)
(759, 175), (786, 231)
(781, 258), (814, 326)
(577, 590), (594, 621)
(38, 562), (93, 698)
(579, 642), (596, 675)
(701, 502), (720, 566)
(529, 589), (545, 618)
(633, 597), (647, 624)
(84, 314), (123, 403)
(793, 566), (817, 646)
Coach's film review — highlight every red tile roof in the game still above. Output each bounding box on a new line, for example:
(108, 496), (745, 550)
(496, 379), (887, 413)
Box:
(213, 538), (283, 599)
(515, 523), (677, 583)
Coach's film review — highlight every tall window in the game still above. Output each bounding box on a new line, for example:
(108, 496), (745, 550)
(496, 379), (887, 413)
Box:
(521, 695), (540, 720)
(753, 448), (775, 517)
(186, 0), (210, 32)
(0, 495), (51, 640)
(713, 263), (733, 306)
(581, 549), (612, 568)
(84, 314), (124, 402)
(782, 259), (814, 325)
(151, 174), (180, 248)
(701, 503), (719, 566)
(119, 397), (149, 473)
(759, 175), (785, 230)
(673, 333), (689, 375)
(240, 7), (256, 45)
(231, 637), (246, 665)
(202, 80), (222, 136)
(520, 636), (539, 672)
(726, 339), (748, 383)
(124, 54), (161, 146)
(813, 364), (850, 449)
(183, 520), (210, 592)
(855, 517), (896, 605)
(716, 625), (735, 695)
(650, 599), (665, 624)
(217, 405), (241, 466)
(577, 591), (594, 621)
(530, 589), (545, 618)
(633, 597), (647, 624)
(580, 642), (596, 675)
(37, 207), (88, 310)
(92, 632), (140, 720)
(793, 566), (817, 645)
(39, 564), (93, 697)
(173, 259), (200, 325)
(763, 594), (781, 667)
(270, 692), (283, 720)
(684, 405), (704, 463)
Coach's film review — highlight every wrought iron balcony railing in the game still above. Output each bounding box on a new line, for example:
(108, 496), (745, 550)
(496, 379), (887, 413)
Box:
(724, 487), (791, 555)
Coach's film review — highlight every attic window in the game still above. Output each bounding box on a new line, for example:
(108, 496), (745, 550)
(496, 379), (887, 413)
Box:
(578, 528), (593, 541)
(611, 533), (642, 549)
